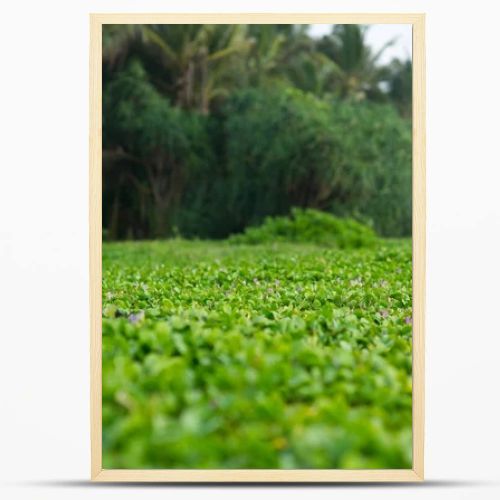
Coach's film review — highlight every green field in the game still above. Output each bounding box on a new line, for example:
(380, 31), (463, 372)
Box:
(102, 240), (412, 469)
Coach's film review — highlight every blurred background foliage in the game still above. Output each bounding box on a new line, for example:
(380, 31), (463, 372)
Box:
(103, 24), (412, 240)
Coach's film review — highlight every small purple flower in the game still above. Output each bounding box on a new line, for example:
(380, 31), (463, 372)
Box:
(380, 309), (389, 318)
(405, 316), (412, 325)
(128, 310), (145, 324)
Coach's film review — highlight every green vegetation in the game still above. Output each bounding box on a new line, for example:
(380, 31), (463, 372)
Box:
(102, 238), (412, 469)
(101, 24), (413, 470)
(103, 24), (412, 240)
(216, 90), (411, 238)
(228, 208), (378, 248)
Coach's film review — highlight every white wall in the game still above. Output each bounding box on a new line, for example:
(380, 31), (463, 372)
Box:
(1, 1), (499, 499)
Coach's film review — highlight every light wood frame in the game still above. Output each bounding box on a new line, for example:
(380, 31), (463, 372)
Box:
(90, 12), (425, 482)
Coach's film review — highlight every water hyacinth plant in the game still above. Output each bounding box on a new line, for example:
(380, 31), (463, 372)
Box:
(102, 236), (412, 469)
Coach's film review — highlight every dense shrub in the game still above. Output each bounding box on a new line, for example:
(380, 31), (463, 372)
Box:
(326, 100), (412, 237)
(217, 87), (341, 235)
(228, 208), (377, 248)
(218, 88), (412, 237)
(103, 62), (212, 238)
(103, 79), (411, 239)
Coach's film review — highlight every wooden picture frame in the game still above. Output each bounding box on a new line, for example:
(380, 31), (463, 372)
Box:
(90, 12), (425, 482)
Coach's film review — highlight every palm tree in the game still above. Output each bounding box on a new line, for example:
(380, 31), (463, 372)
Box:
(387, 58), (412, 117)
(102, 25), (142, 68)
(317, 24), (394, 100)
(243, 25), (317, 88)
(103, 24), (251, 114)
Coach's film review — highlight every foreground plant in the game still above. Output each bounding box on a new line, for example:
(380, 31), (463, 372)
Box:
(102, 240), (412, 469)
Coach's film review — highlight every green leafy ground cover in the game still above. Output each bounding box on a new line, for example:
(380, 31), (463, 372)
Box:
(102, 239), (412, 469)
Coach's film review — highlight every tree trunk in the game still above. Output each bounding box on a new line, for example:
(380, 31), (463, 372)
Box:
(146, 152), (184, 238)
(199, 49), (209, 115)
(109, 176), (122, 240)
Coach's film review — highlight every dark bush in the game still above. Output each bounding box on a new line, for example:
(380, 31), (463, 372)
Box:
(216, 88), (411, 238)
(103, 79), (411, 239)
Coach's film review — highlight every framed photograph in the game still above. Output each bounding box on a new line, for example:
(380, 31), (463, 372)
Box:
(90, 13), (425, 482)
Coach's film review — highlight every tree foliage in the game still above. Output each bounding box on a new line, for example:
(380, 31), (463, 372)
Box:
(215, 88), (411, 236)
(103, 62), (212, 237)
(102, 24), (412, 240)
